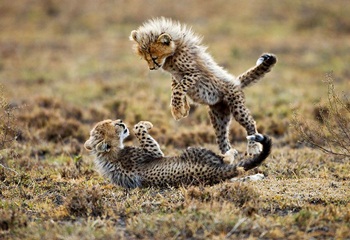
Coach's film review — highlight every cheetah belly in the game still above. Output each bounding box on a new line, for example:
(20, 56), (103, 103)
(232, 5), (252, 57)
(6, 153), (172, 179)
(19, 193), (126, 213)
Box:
(141, 160), (213, 186)
(187, 82), (221, 105)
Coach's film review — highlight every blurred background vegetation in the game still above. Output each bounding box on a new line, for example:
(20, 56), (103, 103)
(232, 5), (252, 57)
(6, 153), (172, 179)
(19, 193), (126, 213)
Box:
(1, 0), (349, 148)
(0, 0), (350, 239)
(1, 0), (349, 145)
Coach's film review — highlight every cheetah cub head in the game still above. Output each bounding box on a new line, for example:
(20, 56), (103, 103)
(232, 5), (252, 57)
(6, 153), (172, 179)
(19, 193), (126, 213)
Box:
(84, 119), (129, 154)
(130, 30), (175, 70)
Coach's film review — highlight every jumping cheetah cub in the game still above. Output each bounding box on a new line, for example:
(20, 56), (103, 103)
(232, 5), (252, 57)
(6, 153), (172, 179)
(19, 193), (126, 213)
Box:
(84, 119), (272, 189)
(130, 17), (277, 156)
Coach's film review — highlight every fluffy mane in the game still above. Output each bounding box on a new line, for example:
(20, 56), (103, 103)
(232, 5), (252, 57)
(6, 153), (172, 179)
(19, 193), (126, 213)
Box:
(130, 17), (203, 49)
(130, 17), (237, 83)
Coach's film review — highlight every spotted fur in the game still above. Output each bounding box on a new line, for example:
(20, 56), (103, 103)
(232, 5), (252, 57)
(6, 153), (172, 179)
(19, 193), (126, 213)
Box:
(84, 119), (272, 189)
(130, 18), (277, 155)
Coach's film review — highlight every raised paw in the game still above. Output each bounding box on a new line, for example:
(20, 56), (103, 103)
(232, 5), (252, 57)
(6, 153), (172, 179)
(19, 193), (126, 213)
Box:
(223, 148), (239, 165)
(133, 121), (153, 135)
(183, 97), (191, 113)
(171, 104), (189, 120)
(256, 53), (277, 66)
(246, 134), (263, 155)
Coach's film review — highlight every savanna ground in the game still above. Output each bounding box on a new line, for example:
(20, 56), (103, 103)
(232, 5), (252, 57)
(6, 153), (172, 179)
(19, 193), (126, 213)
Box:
(1, 1), (350, 239)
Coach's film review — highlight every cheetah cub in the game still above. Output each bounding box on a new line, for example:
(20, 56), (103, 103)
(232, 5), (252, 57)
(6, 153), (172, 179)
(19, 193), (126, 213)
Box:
(84, 119), (272, 189)
(130, 17), (277, 156)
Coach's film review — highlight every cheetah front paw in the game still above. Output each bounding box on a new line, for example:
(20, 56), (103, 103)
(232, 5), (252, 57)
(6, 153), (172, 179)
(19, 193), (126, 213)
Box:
(223, 148), (239, 164)
(171, 104), (189, 120)
(246, 134), (263, 155)
(133, 121), (153, 135)
(256, 53), (277, 66)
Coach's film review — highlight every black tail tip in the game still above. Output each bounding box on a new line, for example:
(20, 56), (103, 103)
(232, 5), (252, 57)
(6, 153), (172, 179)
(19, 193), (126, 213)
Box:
(249, 133), (272, 145)
(254, 133), (264, 142)
(260, 53), (277, 65)
(247, 133), (265, 142)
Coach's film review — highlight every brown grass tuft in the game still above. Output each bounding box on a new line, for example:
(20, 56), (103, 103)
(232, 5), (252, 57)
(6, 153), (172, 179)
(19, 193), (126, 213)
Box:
(0, 210), (27, 232)
(214, 182), (259, 207)
(39, 118), (85, 143)
(65, 186), (105, 219)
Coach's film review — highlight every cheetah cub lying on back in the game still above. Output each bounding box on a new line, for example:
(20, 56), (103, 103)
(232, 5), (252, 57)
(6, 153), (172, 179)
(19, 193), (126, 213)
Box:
(84, 119), (272, 189)
(130, 17), (277, 157)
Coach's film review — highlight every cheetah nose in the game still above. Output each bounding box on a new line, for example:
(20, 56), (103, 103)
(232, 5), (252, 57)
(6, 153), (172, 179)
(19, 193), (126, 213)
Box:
(149, 67), (156, 70)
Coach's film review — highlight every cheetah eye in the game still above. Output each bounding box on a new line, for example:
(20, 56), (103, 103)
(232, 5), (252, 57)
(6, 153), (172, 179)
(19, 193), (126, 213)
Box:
(151, 56), (158, 60)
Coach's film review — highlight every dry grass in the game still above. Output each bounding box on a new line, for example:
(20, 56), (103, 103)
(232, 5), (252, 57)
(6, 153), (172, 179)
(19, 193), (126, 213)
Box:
(1, 0), (350, 239)
(292, 72), (350, 158)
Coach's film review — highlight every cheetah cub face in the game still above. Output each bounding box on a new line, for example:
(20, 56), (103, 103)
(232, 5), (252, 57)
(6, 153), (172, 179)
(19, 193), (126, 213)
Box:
(130, 31), (175, 70)
(84, 119), (129, 153)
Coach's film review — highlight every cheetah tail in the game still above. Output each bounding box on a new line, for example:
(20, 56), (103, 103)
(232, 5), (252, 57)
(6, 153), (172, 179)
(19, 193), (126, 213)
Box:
(237, 134), (272, 171)
(238, 53), (277, 89)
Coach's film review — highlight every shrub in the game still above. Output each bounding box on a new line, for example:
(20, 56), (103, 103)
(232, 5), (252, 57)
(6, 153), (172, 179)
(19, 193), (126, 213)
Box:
(0, 85), (19, 150)
(292, 72), (350, 158)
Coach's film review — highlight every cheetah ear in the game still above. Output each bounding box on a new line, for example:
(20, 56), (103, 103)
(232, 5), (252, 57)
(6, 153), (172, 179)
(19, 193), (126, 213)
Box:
(95, 140), (111, 153)
(157, 33), (172, 45)
(130, 30), (138, 42)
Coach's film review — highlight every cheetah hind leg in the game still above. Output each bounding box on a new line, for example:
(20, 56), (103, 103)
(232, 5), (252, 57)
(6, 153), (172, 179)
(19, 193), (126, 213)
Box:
(223, 148), (239, 164)
(246, 134), (263, 155)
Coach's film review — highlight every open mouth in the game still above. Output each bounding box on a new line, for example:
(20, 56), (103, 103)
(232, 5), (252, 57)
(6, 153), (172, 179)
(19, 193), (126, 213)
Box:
(150, 59), (161, 70)
(152, 57), (161, 68)
(150, 65), (160, 70)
